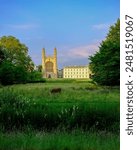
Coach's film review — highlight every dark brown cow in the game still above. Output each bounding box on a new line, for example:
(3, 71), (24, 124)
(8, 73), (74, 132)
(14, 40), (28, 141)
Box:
(50, 88), (62, 94)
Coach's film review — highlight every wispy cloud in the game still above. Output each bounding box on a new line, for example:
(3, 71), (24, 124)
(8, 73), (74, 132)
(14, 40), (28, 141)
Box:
(69, 44), (99, 58)
(57, 42), (100, 68)
(92, 23), (110, 30)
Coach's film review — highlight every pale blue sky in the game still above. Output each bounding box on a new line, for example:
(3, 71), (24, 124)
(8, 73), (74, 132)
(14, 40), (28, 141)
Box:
(0, 0), (119, 69)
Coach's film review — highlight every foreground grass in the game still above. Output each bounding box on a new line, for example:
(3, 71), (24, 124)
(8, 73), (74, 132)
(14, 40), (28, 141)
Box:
(0, 81), (120, 149)
(0, 131), (119, 150)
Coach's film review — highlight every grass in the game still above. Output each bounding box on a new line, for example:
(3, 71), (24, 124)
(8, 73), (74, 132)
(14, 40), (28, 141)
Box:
(4, 82), (119, 103)
(0, 131), (119, 150)
(0, 79), (120, 149)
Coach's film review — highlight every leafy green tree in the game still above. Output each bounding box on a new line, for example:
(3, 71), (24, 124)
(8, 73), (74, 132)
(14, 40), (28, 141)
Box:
(0, 36), (34, 71)
(89, 19), (120, 86)
(0, 36), (34, 85)
(14, 65), (28, 83)
(0, 61), (15, 85)
(37, 65), (42, 72)
(0, 46), (5, 64)
(28, 71), (43, 82)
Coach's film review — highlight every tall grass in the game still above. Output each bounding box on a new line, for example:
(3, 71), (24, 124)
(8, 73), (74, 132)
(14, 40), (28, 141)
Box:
(0, 84), (119, 132)
(0, 82), (120, 149)
(0, 130), (120, 150)
(45, 78), (91, 83)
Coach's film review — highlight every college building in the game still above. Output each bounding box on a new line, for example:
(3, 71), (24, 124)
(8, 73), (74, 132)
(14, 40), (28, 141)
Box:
(63, 65), (91, 79)
(42, 48), (92, 79)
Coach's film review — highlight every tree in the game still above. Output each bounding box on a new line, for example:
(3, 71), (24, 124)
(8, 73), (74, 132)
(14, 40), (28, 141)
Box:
(37, 65), (42, 72)
(0, 46), (5, 64)
(0, 36), (34, 71)
(89, 19), (120, 86)
(0, 61), (15, 85)
(0, 36), (34, 85)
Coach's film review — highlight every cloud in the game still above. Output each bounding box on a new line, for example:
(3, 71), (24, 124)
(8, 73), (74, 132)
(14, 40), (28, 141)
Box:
(57, 42), (100, 68)
(69, 44), (99, 58)
(92, 23), (110, 30)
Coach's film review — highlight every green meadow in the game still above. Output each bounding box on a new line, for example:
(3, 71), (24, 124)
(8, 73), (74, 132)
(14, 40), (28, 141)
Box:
(0, 79), (120, 150)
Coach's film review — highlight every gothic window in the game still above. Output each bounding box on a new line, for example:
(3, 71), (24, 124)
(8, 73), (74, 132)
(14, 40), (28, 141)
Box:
(45, 61), (53, 72)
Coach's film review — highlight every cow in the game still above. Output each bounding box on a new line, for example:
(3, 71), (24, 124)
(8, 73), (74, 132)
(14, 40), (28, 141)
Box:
(50, 88), (62, 94)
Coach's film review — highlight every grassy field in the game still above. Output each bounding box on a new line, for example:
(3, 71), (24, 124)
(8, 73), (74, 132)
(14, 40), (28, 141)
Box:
(0, 131), (119, 150)
(0, 79), (120, 150)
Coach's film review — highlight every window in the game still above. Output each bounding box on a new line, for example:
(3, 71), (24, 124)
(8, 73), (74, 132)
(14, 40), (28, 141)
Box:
(45, 61), (53, 72)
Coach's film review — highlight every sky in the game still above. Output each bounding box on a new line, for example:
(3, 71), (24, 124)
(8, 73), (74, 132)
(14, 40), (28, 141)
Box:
(0, 0), (119, 69)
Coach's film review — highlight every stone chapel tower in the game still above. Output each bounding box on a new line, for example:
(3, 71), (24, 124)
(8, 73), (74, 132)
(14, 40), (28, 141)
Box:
(42, 48), (58, 78)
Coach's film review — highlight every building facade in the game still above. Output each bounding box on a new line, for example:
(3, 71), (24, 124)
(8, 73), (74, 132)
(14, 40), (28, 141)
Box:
(42, 48), (58, 78)
(63, 65), (91, 79)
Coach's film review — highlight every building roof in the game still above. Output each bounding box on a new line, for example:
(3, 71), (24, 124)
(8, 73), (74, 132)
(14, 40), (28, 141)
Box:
(64, 65), (89, 68)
